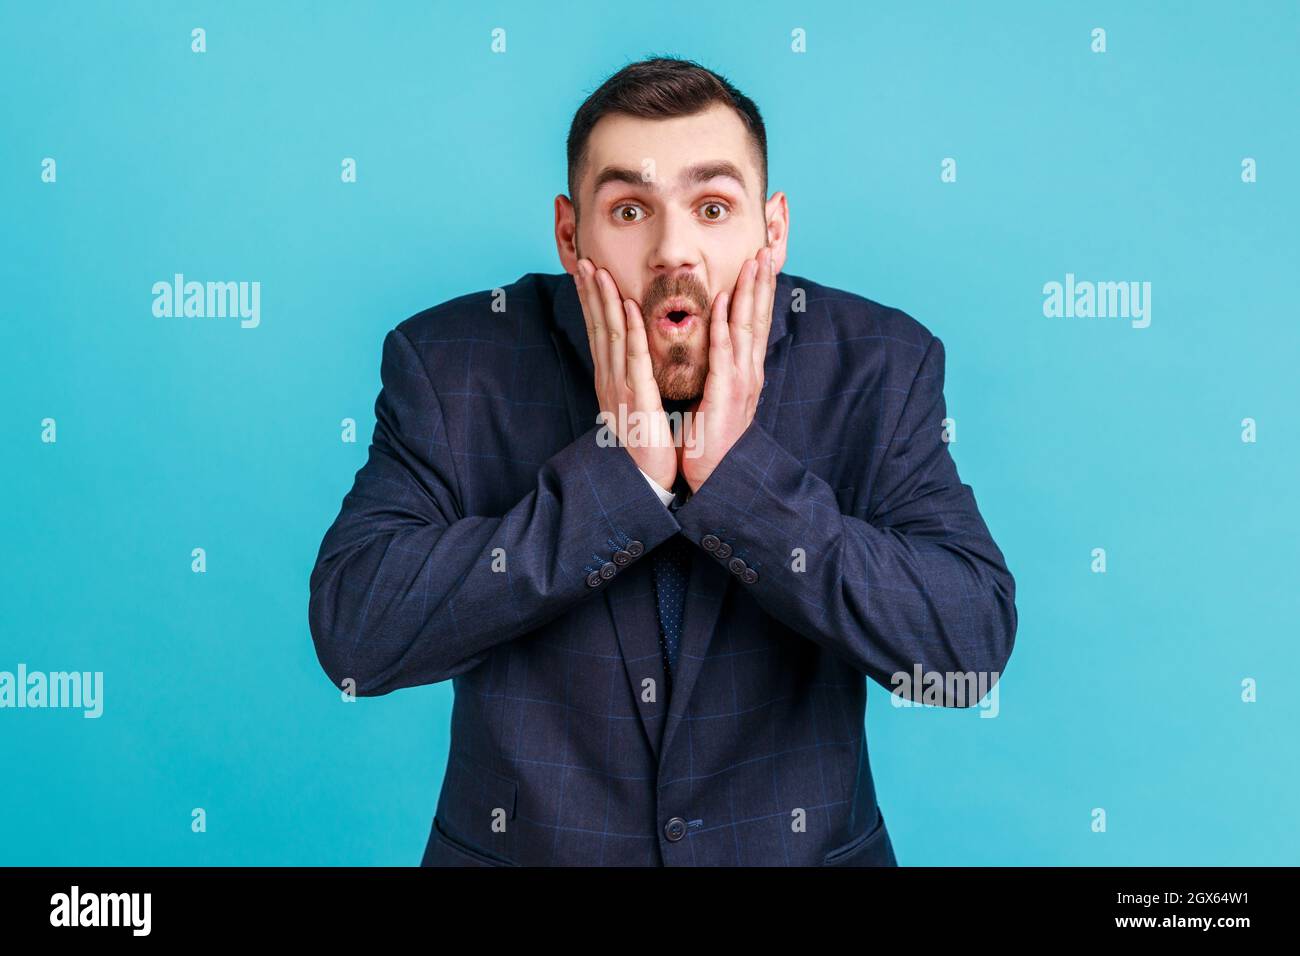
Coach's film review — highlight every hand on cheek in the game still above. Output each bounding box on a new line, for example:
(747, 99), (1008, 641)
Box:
(680, 244), (777, 492)
(574, 259), (678, 490)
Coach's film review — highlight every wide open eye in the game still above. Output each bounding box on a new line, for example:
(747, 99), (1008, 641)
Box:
(699, 201), (731, 222)
(613, 203), (647, 223)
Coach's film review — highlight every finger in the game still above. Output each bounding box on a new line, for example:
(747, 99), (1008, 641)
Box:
(623, 297), (659, 406)
(624, 299), (671, 448)
(729, 257), (758, 376)
(574, 259), (606, 378)
(594, 268), (627, 390)
(708, 289), (733, 389)
(752, 244), (776, 382)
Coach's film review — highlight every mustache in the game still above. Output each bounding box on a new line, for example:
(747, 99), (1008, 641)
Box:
(641, 274), (710, 318)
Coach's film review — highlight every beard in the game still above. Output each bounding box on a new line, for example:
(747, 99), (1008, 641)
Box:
(653, 340), (707, 401)
(642, 272), (711, 401)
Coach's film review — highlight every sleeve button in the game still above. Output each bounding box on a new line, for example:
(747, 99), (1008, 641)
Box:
(599, 561), (617, 580)
(700, 534), (720, 552)
(741, 567), (758, 584)
(586, 570), (603, 588)
(612, 549), (632, 566)
(626, 540), (644, 557)
(715, 542), (733, 560)
(728, 557), (747, 576)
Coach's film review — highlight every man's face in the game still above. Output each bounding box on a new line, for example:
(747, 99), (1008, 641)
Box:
(557, 102), (788, 401)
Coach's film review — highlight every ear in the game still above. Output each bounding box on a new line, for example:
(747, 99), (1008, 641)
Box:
(763, 191), (790, 274)
(554, 194), (580, 273)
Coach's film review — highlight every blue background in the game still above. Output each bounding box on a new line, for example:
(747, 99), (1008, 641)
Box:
(2, 0), (1296, 865)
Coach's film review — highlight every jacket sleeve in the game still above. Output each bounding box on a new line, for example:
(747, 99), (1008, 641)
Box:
(670, 334), (1017, 704)
(307, 326), (682, 696)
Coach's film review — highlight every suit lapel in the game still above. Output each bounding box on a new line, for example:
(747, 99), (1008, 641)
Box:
(543, 269), (797, 763)
(603, 560), (671, 758)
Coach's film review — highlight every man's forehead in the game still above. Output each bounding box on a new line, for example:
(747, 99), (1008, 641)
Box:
(583, 106), (757, 195)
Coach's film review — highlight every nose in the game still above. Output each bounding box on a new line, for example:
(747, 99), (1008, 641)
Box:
(647, 205), (702, 285)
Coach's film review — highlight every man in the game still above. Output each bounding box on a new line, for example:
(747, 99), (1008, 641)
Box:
(308, 57), (1017, 866)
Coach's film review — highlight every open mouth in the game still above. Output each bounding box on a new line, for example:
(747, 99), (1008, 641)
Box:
(655, 309), (698, 333)
(652, 297), (702, 332)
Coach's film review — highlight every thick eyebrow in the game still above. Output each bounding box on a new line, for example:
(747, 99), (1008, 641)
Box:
(590, 160), (747, 197)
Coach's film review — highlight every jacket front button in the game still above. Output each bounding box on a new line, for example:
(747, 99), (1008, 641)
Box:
(728, 557), (747, 576)
(700, 534), (720, 552)
(599, 561), (617, 580)
(714, 541), (733, 560)
(664, 817), (688, 842)
(586, 570), (603, 588)
(626, 540), (644, 557)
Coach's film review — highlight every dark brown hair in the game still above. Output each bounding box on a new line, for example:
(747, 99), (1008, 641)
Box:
(566, 56), (768, 220)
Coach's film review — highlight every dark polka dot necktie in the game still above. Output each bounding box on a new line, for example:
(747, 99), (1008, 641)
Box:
(651, 533), (693, 690)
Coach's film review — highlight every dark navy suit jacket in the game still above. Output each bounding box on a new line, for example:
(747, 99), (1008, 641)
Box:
(308, 269), (1018, 866)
